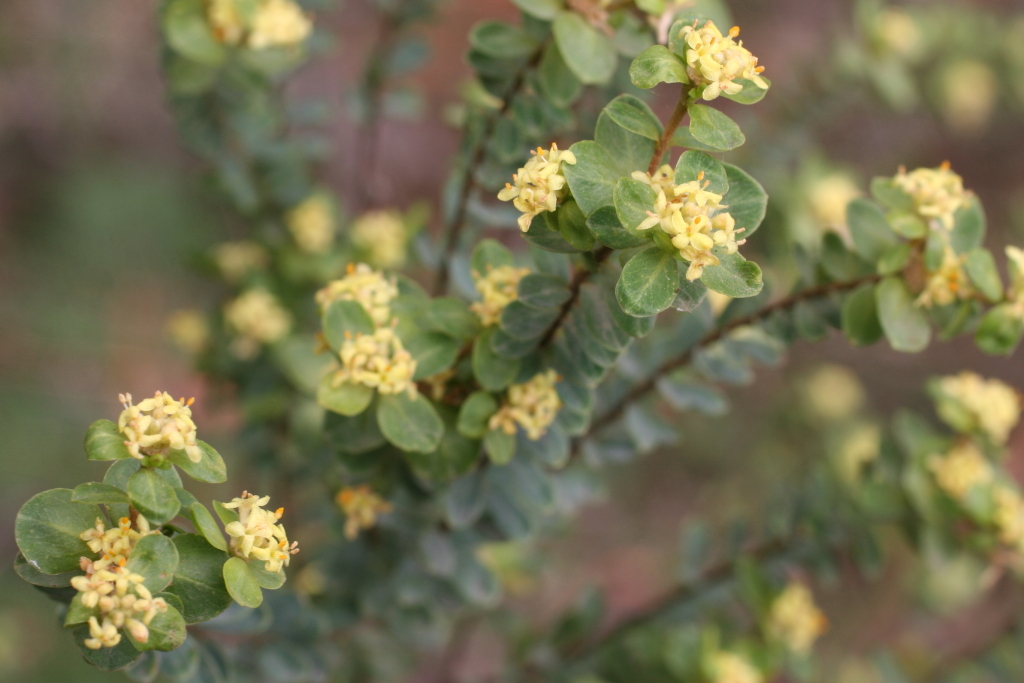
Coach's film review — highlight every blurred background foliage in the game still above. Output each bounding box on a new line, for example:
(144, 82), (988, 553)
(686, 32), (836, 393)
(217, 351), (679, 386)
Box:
(1, 0), (1024, 681)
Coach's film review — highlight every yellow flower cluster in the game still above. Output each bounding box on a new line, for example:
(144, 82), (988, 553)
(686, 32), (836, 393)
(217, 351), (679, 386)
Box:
(72, 516), (168, 649)
(471, 264), (531, 326)
(316, 263), (398, 328)
(808, 173), (861, 233)
(212, 240), (268, 284)
(224, 289), (293, 359)
(893, 163), (967, 231)
(497, 144), (577, 232)
(222, 492), (299, 573)
(166, 309), (210, 355)
(994, 486), (1024, 551)
(708, 650), (763, 683)
(489, 369), (562, 441)
(287, 194), (335, 254)
(680, 21), (768, 101)
(767, 582), (828, 655)
(915, 247), (973, 309)
(634, 167), (745, 280)
(836, 422), (881, 483)
(118, 391), (202, 463)
(928, 442), (993, 502)
(207, 0), (312, 50)
(875, 9), (923, 60)
(335, 485), (393, 540)
(331, 327), (417, 397)
(351, 210), (408, 269)
(934, 372), (1020, 445)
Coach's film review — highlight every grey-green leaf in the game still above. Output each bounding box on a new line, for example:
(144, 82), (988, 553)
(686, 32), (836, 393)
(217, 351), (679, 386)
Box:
(405, 332), (460, 380)
(538, 40), (582, 107)
(128, 604), (186, 652)
(71, 482), (130, 506)
(687, 104), (745, 151)
(553, 11), (617, 85)
(190, 503), (228, 552)
(722, 163), (767, 238)
(629, 44), (687, 89)
(603, 94), (663, 141)
(841, 282), (884, 346)
(126, 533), (179, 592)
(458, 391), (499, 439)
(322, 300), (375, 351)
(675, 151), (728, 193)
(127, 469), (181, 526)
(517, 273), (572, 309)
(876, 277), (931, 352)
(74, 626), (140, 671)
(164, 534), (231, 624)
(471, 239), (514, 275)
(847, 198), (898, 262)
(223, 557), (263, 608)
(615, 247), (681, 316)
(15, 488), (98, 575)
(168, 440), (227, 484)
(84, 419), (133, 461)
(700, 250), (763, 298)
(588, 204), (649, 249)
(473, 328), (521, 391)
(317, 377), (374, 417)
(562, 141), (623, 216)
(377, 392), (444, 453)
(484, 429), (516, 465)
(964, 248), (1003, 301)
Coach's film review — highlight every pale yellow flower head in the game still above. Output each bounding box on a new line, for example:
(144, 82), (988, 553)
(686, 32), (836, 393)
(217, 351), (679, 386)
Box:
(117, 391), (202, 463)
(497, 143), (577, 232)
(801, 364), (865, 422)
(836, 422), (881, 483)
(928, 442), (993, 502)
(809, 173), (861, 234)
(351, 210), (409, 269)
(680, 21), (767, 101)
(166, 309), (210, 356)
(287, 193), (335, 254)
(875, 9), (923, 60)
(994, 486), (1024, 551)
(207, 0), (245, 45)
(915, 247), (973, 309)
(224, 289), (292, 359)
(316, 263), (398, 328)
(248, 0), (312, 50)
(768, 582), (828, 655)
(331, 326), (417, 397)
(471, 264), (531, 326)
(940, 60), (997, 135)
(212, 241), (268, 283)
(634, 172), (746, 281)
(222, 491), (299, 573)
(708, 650), (763, 683)
(893, 163), (967, 231)
(934, 372), (1020, 446)
(336, 485), (392, 540)
(489, 369), (562, 441)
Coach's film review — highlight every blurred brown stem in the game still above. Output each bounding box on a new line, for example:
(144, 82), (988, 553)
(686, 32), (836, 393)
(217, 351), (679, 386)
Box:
(648, 87), (690, 175)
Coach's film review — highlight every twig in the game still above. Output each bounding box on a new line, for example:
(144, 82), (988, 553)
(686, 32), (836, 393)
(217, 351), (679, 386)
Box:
(648, 87), (690, 174)
(538, 247), (614, 349)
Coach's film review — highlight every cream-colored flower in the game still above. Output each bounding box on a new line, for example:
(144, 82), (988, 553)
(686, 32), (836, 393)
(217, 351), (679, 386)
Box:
(423, 367), (456, 402)
(497, 143), (577, 232)
(222, 491), (299, 573)
(287, 193), (335, 254)
(940, 60), (997, 135)
(801, 364), (865, 422)
(224, 289), (292, 359)
(489, 369), (562, 441)
(248, 0), (312, 50)
(994, 486), (1024, 550)
(335, 485), (392, 540)
(634, 171), (746, 281)
(633, 163), (677, 195)
(809, 173), (861, 234)
(680, 21), (767, 101)
(316, 263), (398, 328)
(928, 442), (993, 502)
(934, 372), (1020, 446)
(768, 582), (828, 655)
(836, 422), (881, 483)
(915, 247), (973, 309)
(893, 163), (967, 231)
(212, 241), (268, 283)
(351, 210), (408, 269)
(117, 391), (202, 463)
(207, 0), (245, 45)
(470, 264), (531, 326)
(330, 326), (417, 397)
(708, 650), (763, 683)
(166, 309), (210, 355)
(875, 9), (923, 60)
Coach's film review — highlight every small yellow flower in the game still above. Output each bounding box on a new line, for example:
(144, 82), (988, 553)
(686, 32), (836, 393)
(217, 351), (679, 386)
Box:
(497, 143), (577, 232)
(808, 173), (861, 234)
(835, 422), (881, 483)
(316, 263), (398, 328)
(875, 9), (923, 59)
(940, 60), (997, 134)
(212, 241), (268, 283)
(351, 210), (409, 269)
(207, 0), (245, 45)
(224, 289), (292, 359)
(331, 326), (417, 397)
(118, 391), (202, 463)
(287, 193), (335, 254)
(222, 491), (299, 573)
(994, 486), (1024, 550)
(248, 0), (312, 50)
(707, 650), (763, 683)
(166, 309), (210, 356)
(767, 582), (828, 655)
(470, 264), (531, 326)
(892, 163), (967, 231)
(928, 442), (993, 502)
(335, 485), (392, 540)
(915, 247), (973, 309)
(933, 372), (1020, 446)
(801, 364), (865, 422)
(680, 21), (767, 101)
(489, 369), (562, 441)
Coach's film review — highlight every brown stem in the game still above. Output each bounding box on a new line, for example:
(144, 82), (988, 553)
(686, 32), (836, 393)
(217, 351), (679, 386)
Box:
(648, 88), (690, 175)
(538, 246), (614, 349)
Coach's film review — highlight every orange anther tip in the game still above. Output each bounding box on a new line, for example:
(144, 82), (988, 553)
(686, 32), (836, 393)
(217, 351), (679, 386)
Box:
(276, 507), (284, 516)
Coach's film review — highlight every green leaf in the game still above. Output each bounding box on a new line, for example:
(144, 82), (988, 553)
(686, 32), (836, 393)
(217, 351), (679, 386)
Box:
(964, 248), (1003, 301)
(223, 557), (263, 609)
(950, 199), (986, 254)
(162, 0), (225, 66)
(484, 429), (516, 465)
(553, 11), (617, 85)
(471, 239), (514, 275)
(721, 163), (767, 238)
(249, 562), (286, 590)
(562, 141), (623, 216)
(322, 300), (375, 351)
(616, 247), (681, 316)
(557, 198), (596, 250)
(458, 391), (499, 439)
(473, 328), (521, 391)
(405, 332), (460, 380)
(500, 300), (559, 341)
(876, 277), (931, 352)
(595, 111), (657, 178)
(325, 403), (387, 455)
(673, 277), (708, 312)
(126, 534), (179, 592)
(129, 604), (187, 652)
(509, 0), (563, 20)
(189, 503), (227, 552)
(446, 472), (487, 529)
(213, 501), (239, 526)
(84, 420), (133, 461)
(73, 626), (140, 671)
(614, 177), (658, 232)
(14, 552), (79, 588)
(877, 242), (912, 275)
(841, 282), (884, 346)
(847, 198), (898, 262)
(71, 482), (129, 506)
(588, 204), (648, 249)
(603, 94), (663, 141)
(517, 273), (572, 309)
(65, 592), (98, 628)
(700, 250), (763, 298)
(407, 406), (480, 481)
(127, 469), (181, 526)
(975, 303), (1024, 356)
(870, 176), (914, 211)
(317, 376), (374, 416)
(538, 41), (582, 107)
(15, 489), (98, 575)
(524, 212), (583, 254)
(722, 76), (771, 105)
(604, 280), (657, 337)
(469, 21), (539, 59)
(629, 44), (687, 89)
(168, 440), (226, 484)
(687, 104), (745, 151)
(164, 534), (231, 624)
(887, 210), (927, 239)
(426, 298), (482, 339)
(377, 393), (444, 453)
(675, 151), (728, 193)
(669, 126), (721, 153)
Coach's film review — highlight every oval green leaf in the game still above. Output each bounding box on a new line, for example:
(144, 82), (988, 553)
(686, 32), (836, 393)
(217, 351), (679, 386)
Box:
(189, 502), (227, 552)
(317, 376), (374, 417)
(377, 392), (445, 454)
(164, 534), (231, 624)
(688, 104), (745, 151)
(223, 556), (263, 608)
(15, 489), (98, 575)
(84, 419), (132, 461)
(615, 247), (681, 317)
(168, 440), (226, 484)
(127, 469), (181, 526)
(875, 277), (931, 353)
